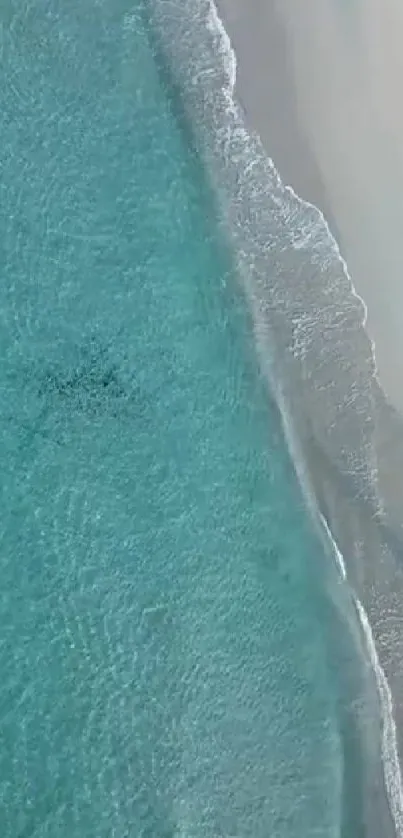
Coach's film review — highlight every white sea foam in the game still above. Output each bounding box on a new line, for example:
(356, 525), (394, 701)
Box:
(206, 2), (236, 97)
(205, 0), (403, 832)
(355, 597), (403, 835)
(320, 514), (347, 580)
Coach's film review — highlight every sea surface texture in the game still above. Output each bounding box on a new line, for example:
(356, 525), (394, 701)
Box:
(0, 2), (380, 837)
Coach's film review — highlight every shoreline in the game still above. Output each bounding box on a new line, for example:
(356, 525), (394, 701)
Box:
(216, 0), (403, 414)
(146, 0), (403, 834)
(212, 0), (403, 835)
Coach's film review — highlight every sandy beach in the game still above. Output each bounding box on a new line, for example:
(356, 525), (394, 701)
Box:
(210, 0), (403, 835)
(216, 0), (403, 413)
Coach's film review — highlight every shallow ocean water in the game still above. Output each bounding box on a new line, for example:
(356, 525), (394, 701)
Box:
(0, 1), (372, 836)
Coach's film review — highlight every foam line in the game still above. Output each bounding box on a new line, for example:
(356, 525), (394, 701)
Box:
(320, 513), (347, 580)
(355, 597), (403, 835)
(206, 0), (379, 387)
(206, 1), (403, 832)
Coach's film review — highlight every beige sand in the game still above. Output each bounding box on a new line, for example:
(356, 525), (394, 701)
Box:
(217, 0), (403, 411)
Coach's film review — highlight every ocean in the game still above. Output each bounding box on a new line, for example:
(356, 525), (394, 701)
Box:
(0, 1), (397, 836)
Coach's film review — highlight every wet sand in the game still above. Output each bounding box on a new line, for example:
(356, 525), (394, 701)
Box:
(213, 0), (403, 836)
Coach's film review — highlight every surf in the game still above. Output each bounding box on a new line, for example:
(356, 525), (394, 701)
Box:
(145, 0), (403, 832)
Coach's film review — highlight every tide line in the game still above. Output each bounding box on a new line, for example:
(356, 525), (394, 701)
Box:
(206, 0), (403, 833)
(323, 510), (403, 834)
(323, 513), (403, 833)
(355, 597), (403, 836)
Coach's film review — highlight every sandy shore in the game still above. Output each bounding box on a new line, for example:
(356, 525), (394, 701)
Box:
(212, 0), (403, 836)
(216, 0), (403, 413)
(146, 0), (403, 832)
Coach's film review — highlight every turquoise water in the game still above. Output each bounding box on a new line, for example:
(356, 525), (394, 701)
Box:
(0, 2), (355, 835)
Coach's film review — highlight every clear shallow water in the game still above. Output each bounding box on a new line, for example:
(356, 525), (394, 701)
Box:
(0, 2), (372, 836)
